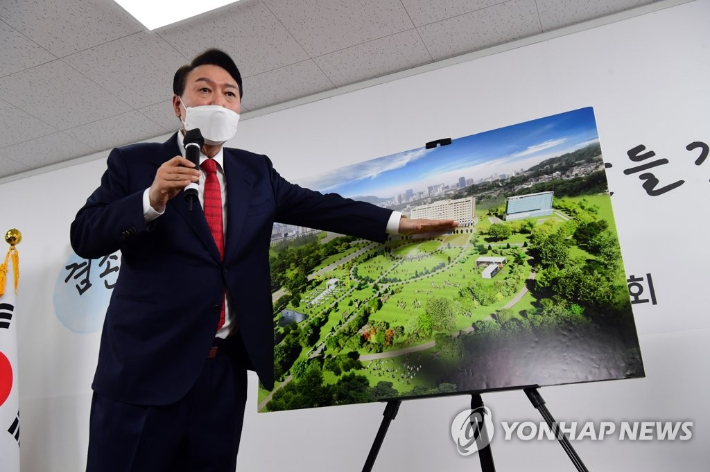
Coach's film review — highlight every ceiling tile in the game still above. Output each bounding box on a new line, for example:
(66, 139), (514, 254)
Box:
(263, 0), (415, 57)
(158, 1), (309, 78)
(1, 132), (94, 171)
(536, 0), (654, 31)
(0, 156), (30, 178)
(240, 60), (333, 110)
(417, 0), (542, 61)
(0, 99), (56, 148)
(400, 0), (510, 27)
(0, 60), (132, 131)
(0, 20), (56, 78)
(63, 111), (166, 152)
(138, 100), (181, 133)
(314, 30), (432, 87)
(63, 32), (187, 109)
(0, 0), (144, 58)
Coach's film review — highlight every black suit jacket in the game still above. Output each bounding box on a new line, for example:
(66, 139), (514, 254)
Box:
(70, 133), (391, 405)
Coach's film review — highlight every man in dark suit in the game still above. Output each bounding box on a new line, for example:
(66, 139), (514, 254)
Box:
(71, 49), (456, 471)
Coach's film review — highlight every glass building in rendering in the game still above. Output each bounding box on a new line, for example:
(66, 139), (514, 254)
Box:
(505, 191), (554, 220)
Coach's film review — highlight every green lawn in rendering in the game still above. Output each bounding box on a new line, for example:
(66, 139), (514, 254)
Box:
(443, 233), (471, 246)
(566, 194), (617, 232)
(357, 255), (399, 280)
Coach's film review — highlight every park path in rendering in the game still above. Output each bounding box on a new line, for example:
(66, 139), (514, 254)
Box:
(271, 287), (288, 303)
(453, 268), (535, 336)
(320, 231), (345, 244)
(258, 375), (293, 411)
(502, 270), (536, 309)
(359, 341), (436, 361)
(554, 211), (571, 221)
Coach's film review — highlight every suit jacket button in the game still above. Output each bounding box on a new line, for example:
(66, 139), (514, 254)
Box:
(212, 305), (221, 313)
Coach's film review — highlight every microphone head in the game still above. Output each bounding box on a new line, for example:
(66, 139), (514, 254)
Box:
(184, 128), (204, 148)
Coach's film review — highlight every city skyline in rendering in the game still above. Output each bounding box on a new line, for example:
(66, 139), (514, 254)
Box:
(297, 107), (600, 200)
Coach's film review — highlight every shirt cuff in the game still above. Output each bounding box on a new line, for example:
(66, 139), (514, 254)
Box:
(143, 188), (165, 223)
(386, 211), (402, 235)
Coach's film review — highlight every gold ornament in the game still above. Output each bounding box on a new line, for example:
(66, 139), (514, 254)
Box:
(5, 228), (21, 246)
(1, 228), (20, 296)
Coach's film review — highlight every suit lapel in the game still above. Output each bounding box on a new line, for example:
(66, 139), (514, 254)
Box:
(170, 184), (223, 264)
(155, 133), (222, 264)
(223, 149), (254, 262)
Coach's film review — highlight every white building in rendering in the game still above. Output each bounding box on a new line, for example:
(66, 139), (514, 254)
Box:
(482, 264), (501, 279)
(476, 256), (507, 279)
(475, 256), (507, 267)
(411, 196), (477, 225)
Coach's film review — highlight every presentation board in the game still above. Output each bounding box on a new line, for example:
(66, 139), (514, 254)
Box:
(262, 107), (644, 412)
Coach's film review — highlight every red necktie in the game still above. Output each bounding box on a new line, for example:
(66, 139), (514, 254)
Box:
(201, 158), (225, 330)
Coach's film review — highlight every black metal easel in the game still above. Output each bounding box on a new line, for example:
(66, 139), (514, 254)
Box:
(470, 393), (496, 471)
(362, 400), (401, 472)
(524, 387), (589, 472)
(362, 388), (590, 472)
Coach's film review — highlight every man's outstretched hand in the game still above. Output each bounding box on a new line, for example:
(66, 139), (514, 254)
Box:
(398, 217), (459, 235)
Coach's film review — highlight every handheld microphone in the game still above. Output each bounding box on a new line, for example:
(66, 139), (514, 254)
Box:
(183, 129), (204, 210)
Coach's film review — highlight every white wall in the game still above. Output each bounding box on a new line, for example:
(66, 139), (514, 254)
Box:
(1, 0), (708, 470)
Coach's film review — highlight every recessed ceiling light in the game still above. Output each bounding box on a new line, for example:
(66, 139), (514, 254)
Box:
(113, 0), (241, 30)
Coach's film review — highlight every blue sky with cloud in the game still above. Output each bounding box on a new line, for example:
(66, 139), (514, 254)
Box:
(297, 107), (600, 199)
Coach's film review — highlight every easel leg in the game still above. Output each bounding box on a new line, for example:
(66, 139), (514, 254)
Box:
(470, 394), (496, 472)
(362, 400), (401, 472)
(524, 388), (590, 472)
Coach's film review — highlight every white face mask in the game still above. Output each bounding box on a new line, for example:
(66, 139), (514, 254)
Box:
(180, 99), (240, 146)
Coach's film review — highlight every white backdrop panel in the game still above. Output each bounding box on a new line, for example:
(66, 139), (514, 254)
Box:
(0, 0), (707, 470)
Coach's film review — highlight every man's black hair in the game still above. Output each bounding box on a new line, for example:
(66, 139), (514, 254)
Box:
(173, 48), (243, 99)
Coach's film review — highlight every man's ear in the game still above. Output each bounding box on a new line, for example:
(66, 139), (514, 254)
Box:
(172, 95), (182, 119)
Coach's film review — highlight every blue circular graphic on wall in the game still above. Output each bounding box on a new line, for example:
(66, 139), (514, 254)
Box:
(53, 251), (121, 334)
